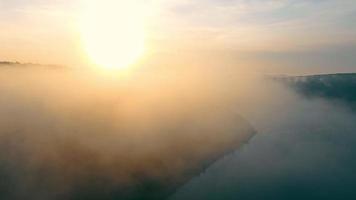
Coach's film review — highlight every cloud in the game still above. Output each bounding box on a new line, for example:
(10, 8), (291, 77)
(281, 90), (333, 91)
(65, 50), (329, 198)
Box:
(150, 0), (356, 51)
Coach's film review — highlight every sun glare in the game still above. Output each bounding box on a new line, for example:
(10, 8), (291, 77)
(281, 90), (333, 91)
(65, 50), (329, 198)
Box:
(80, 0), (146, 70)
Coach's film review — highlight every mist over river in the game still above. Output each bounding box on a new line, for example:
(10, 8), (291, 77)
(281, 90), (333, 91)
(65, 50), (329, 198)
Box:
(1, 64), (356, 200)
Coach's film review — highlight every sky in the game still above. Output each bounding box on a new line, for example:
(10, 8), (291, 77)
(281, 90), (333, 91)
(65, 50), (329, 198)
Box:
(0, 0), (356, 74)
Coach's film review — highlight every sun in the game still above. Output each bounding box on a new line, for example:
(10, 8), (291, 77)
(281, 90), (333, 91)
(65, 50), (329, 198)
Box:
(80, 0), (146, 70)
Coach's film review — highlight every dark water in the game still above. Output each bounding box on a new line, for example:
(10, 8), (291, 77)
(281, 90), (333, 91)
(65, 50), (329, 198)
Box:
(172, 73), (356, 200)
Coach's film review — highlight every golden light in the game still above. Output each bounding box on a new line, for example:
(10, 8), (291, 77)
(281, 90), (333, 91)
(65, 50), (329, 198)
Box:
(80, 0), (146, 70)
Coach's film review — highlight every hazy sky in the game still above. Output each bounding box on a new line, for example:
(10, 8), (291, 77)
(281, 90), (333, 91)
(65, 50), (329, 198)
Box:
(1, 0), (356, 74)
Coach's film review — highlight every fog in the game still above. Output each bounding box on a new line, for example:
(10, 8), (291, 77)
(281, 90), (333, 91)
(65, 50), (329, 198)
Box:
(1, 65), (355, 200)
(0, 65), (256, 200)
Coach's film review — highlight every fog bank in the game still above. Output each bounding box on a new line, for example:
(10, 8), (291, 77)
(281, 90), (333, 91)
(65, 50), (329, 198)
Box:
(0, 65), (255, 200)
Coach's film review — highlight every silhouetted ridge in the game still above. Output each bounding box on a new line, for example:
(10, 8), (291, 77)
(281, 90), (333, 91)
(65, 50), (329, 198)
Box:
(276, 73), (356, 110)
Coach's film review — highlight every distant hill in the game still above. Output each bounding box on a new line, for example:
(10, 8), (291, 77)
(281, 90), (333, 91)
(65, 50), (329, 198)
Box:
(0, 61), (64, 69)
(276, 73), (356, 110)
(0, 61), (21, 65)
